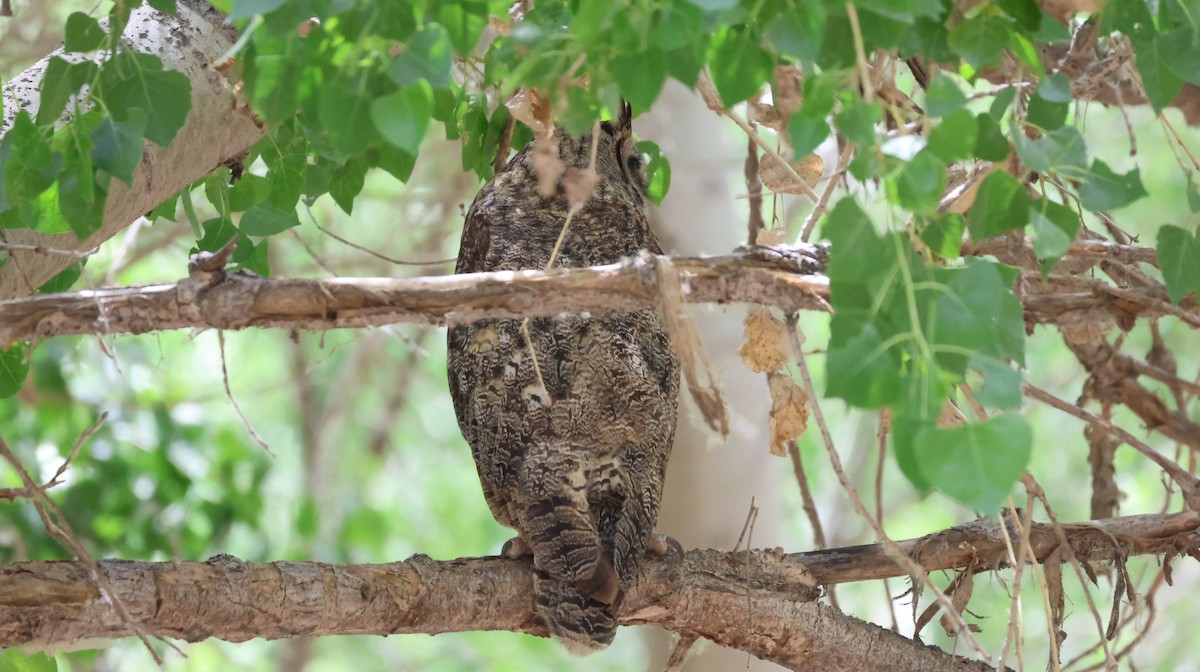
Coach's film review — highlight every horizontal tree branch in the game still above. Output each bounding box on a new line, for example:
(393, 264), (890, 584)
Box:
(1, 511), (1194, 670)
(0, 247), (1193, 346)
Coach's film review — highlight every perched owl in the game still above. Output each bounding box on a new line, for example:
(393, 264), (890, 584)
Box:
(447, 102), (681, 653)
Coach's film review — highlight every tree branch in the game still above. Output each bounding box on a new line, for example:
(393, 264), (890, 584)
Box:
(2, 246), (1195, 345)
(1, 511), (1194, 670)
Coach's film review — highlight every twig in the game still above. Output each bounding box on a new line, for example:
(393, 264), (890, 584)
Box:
(0, 435), (169, 664)
(786, 314), (992, 659)
(303, 204), (454, 267)
(218, 331), (275, 457)
(799, 140), (854, 242)
(1023, 383), (1200, 509)
(1022, 475), (1119, 671)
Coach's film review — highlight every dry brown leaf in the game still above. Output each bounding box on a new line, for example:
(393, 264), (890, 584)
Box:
(531, 136), (565, 198)
(507, 88), (554, 139)
(297, 17), (319, 38)
(739, 308), (789, 373)
(656, 258), (729, 437)
(939, 573), (980, 637)
(563, 168), (599, 209)
(755, 228), (787, 246)
(768, 372), (809, 456)
(759, 152), (824, 195)
(772, 65), (803, 120)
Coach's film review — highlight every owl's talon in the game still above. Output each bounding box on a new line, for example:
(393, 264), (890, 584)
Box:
(501, 536), (533, 559)
(647, 533), (683, 556)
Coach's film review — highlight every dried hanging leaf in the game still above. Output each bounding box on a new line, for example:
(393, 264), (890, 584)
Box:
(1058, 310), (1114, 345)
(938, 572), (981, 637)
(755, 228), (787, 246)
(768, 371), (808, 456)
(746, 91), (783, 131)
(563, 168), (599, 208)
(759, 152), (824, 195)
(507, 88), (554, 139)
(772, 65), (803, 121)
(655, 258), (729, 436)
(739, 308), (790, 373)
(532, 136), (565, 198)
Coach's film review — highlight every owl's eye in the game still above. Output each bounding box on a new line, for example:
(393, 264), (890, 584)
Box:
(626, 154), (643, 172)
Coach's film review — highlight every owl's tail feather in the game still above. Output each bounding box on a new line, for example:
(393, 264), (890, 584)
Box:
(535, 567), (618, 655)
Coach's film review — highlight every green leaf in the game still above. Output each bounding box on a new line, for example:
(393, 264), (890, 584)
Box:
(947, 15), (1010, 70)
(1028, 198), (1079, 267)
(376, 145), (417, 184)
(329, 158), (368, 215)
(826, 322), (902, 407)
(685, 0), (737, 11)
(966, 171), (1030, 240)
(611, 49), (668, 110)
(36, 57), (98, 126)
(974, 113), (1010, 161)
(920, 213), (965, 258)
(1013, 125), (1087, 174)
(995, 0), (1040, 31)
(788, 114), (830, 158)
(229, 0), (287, 20)
(232, 233), (270, 275)
(2, 112), (60, 205)
(228, 174), (271, 211)
(654, 0), (703, 51)
(38, 263), (83, 294)
(146, 0), (177, 13)
(371, 84), (432, 155)
(969, 354), (1022, 409)
(1007, 30), (1043, 76)
(834, 95), (883, 147)
(1077, 160), (1147, 212)
(388, 24), (454, 88)
(0, 343), (29, 399)
(1160, 27), (1200, 84)
(927, 108), (977, 162)
(925, 72), (967, 118)
(886, 150), (945, 214)
(932, 258), (1026, 367)
(1132, 31), (1186, 113)
(765, 2), (825, 62)
(1156, 224), (1200, 304)
(64, 12), (107, 52)
(95, 51), (192, 146)
(1026, 73), (1072, 130)
(913, 414), (1032, 512)
(267, 146), (306, 211)
(319, 81), (381, 158)
(1189, 174), (1200, 213)
(708, 25), (773, 106)
(90, 113), (146, 185)
(0, 649), (57, 672)
(637, 140), (671, 205)
(238, 202), (300, 236)
(195, 216), (236, 252)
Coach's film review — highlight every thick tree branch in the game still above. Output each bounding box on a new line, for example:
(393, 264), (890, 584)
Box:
(2, 247), (1195, 345)
(1, 511), (1194, 670)
(0, 0), (264, 300)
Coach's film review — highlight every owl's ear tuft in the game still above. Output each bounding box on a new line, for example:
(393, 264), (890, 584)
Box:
(617, 100), (633, 139)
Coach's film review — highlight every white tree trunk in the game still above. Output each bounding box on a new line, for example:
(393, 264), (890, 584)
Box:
(0, 0), (264, 299)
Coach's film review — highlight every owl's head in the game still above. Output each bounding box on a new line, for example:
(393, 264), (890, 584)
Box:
(560, 101), (648, 199)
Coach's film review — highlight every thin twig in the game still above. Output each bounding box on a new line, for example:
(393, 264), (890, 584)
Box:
(1022, 475), (1119, 671)
(786, 314), (991, 659)
(1023, 383), (1200, 509)
(303, 204), (454, 267)
(0, 435), (169, 664)
(218, 331), (275, 457)
(799, 140), (854, 242)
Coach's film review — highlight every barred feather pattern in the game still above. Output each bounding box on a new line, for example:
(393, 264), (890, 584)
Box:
(447, 105), (680, 653)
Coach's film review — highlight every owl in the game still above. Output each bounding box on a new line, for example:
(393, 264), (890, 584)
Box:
(447, 102), (681, 653)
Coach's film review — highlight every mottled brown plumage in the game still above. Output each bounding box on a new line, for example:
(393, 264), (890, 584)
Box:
(447, 103), (680, 653)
